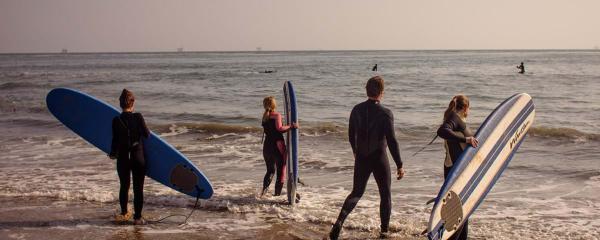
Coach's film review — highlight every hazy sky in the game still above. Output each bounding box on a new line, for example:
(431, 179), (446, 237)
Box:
(1, 0), (599, 53)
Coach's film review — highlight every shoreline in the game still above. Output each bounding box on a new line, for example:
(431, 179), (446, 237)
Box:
(0, 195), (427, 240)
(0, 196), (317, 240)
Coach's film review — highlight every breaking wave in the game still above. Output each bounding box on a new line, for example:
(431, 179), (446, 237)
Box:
(528, 126), (600, 142)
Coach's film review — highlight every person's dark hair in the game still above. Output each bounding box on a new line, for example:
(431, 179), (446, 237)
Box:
(366, 76), (384, 98)
(119, 89), (135, 110)
(443, 95), (469, 121)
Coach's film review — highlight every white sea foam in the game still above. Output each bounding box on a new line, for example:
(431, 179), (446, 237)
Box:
(158, 124), (190, 137)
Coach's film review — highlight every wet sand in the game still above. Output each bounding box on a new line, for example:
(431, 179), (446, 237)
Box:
(0, 196), (424, 240)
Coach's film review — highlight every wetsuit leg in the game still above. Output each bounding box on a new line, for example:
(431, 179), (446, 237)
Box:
(116, 154), (131, 215)
(274, 140), (287, 196)
(131, 145), (146, 220)
(444, 166), (451, 179)
(262, 145), (276, 194)
(333, 157), (372, 227)
(459, 220), (468, 240)
(372, 154), (391, 232)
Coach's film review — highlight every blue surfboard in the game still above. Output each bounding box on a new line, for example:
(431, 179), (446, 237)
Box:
(283, 81), (299, 205)
(427, 93), (535, 240)
(46, 88), (213, 199)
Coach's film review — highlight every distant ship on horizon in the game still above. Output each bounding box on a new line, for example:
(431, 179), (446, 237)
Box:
(61, 49), (68, 54)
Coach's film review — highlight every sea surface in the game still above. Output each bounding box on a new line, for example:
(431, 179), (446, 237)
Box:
(1, 50), (599, 239)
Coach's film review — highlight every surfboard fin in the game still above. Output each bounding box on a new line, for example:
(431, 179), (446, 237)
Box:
(426, 197), (437, 205)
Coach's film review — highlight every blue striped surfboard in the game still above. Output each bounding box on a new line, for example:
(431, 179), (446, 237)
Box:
(427, 93), (535, 240)
(283, 81), (299, 205)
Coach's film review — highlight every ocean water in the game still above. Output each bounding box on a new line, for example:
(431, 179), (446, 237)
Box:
(1, 50), (599, 239)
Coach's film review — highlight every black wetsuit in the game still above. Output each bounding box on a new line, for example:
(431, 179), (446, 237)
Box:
(110, 112), (149, 220)
(262, 114), (287, 196)
(436, 111), (473, 240)
(517, 63), (525, 74)
(334, 99), (402, 232)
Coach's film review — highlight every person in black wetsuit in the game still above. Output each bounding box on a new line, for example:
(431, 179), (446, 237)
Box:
(372, 64), (378, 71)
(516, 62), (525, 74)
(330, 76), (405, 240)
(261, 96), (298, 197)
(436, 95), (479, 240)
(109, 89), (150, 225)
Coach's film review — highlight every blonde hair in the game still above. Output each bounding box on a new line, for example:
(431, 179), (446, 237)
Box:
(262, 96), (276, 122)
(443, 95), (469, 121)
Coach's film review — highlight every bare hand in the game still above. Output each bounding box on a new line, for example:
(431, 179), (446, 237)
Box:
(397, 168), (405, 180)
(108, 154), (116, 160)
(291, 122), (299, 129)
(466, 137), (479, 148)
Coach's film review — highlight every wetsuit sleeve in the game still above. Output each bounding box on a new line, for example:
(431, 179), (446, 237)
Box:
(272, 112), (290, 132)
(437, 114), (467, 142)
(463, 124), (474, 138)
(348, 107), (357, 156)
(110, 117), (118, 157)
(384, 111), (402, 169)
(137, 113), (150, 139)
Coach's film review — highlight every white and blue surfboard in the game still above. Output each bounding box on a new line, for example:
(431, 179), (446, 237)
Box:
(283, 81), (299, 205)
(427, 93), (535, 240)
(46, 88), (213, 199)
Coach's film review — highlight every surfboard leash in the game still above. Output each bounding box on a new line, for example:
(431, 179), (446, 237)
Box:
(410, 134), (438, 158)
(149, 186), (203, 225)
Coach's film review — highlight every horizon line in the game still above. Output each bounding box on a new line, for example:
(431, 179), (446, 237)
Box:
(1, 48), (599, 55)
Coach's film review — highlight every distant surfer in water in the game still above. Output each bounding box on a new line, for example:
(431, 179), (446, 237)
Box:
(330, 76), (405, 240)
(372, 64), (378, 71)
(517, 62), (525, 74)
(260, 96), (298, 197)
(436, 95), (478, 240)
(109, 89), (150, 225)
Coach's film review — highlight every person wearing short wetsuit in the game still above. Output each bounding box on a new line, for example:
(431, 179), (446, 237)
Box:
(436, 95), (478, 240)
(330, 76), (405, 240)
(261, 96), (298, 197)
(109, 89), (150, 225)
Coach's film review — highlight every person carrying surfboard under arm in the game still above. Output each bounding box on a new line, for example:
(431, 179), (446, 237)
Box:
(329, 76), (405, 240)
(260, 96), (298, 197)
(436, 95), (479, 240)
(109, 89), (150, 225)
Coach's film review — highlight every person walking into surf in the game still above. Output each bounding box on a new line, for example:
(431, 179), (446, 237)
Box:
(329, 76), (405, 240)
(436, 95), (479, 240)
(109, 89), (150, 225)
(260, 96), (298, 197)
